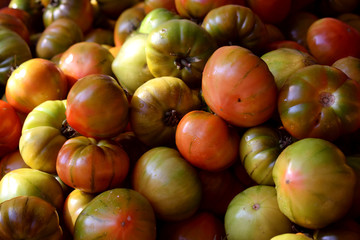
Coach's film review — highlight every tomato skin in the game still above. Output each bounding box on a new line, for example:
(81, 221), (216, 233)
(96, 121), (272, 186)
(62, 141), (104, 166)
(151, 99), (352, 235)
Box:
(144, 0), (177, 13)
(0, 12), (30, 43)
(278, 64), (360, 141)
(0, 150), (29, 180)
(0, 100), (22, 158)
(332, 56), (360, 82)
(272, 138), (356, 229)
(246, 0), (291, 24)
(202, 45), (277, 128)
(74, 188), (157, 240)
(59, 42), (114, 88)
(56, 136), (130, 194)
(307, 17), (360, 65)
(175, 110), (240, 171)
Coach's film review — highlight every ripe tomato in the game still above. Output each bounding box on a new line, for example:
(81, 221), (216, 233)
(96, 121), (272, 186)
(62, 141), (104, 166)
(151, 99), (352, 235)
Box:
(307, 17), (360, 65)
(202, 45), (277, 128)
(56, 136), (130, 194)
(0, 12), (30, 43)
(332, 56), (360, 82)
(74, 188), (157, 240)
(0, 100), (21, 158)
(66, 74), (129, 139)
(5, 58), (68, 114)
(246, 0), (291, 24)
(58, 42), (114, 88)
(144, 0), (177, 13)
(278, 64), (360, 141)
(175, 110), (240, 171)
(0, 150), (29, 180)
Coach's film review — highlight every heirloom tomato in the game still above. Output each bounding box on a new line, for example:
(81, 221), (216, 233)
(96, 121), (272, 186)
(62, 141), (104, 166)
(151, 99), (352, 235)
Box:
(0, 26), (32, 87)
(202, 45), (277, 128)
(278, 64), (360, 141)
(271, 233), (312, 240)
(313, 218), (360, 240)
(96, 0), (142, 19)
(43, 0), (94, 33)
(272, 138), (356, 229)
(63, 189), (95, 234)
(201, 4), (268, 53)
(144, 0), (177, 13)
(132, 146), (202, 221)
(337, 13), (360, 32)
(36, 18), (83, 60)
(224, 185), (293, 240)
(19, 100), (67, 173)
(0, 7), (32, 32)
(5, 58), (68, 114)
(138, 7), (180, 34)
(56, 136), (130, 193)
(0, 196), (62, 240)
(145, 19), (217, 88)
(0, 100), (21, 158)
(306, 17), (360, 65)
(66, 74), (129, 139)
(175, 110), (240, 171)
(84, 28), (114, 46)
(0, 168), (64, 211)
(74, 188), (157, 240)
(0, 150), (28, 180)
(346, 154), (360, 219)
(59, 42), (114, 88)
(130, 76), (201, 147)
(0, 12), (30, 43)
(332, 56), (360, 82)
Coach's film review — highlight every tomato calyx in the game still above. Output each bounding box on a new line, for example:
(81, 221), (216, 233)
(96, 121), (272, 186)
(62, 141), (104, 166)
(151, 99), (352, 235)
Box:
(319, 92), (335, 107)
(171, 48), (201, 72)
(163, 109), (182, 127)
(61, 119), (81, 139)
(278, 128), (296, 150)
(49, 0), (60, 7)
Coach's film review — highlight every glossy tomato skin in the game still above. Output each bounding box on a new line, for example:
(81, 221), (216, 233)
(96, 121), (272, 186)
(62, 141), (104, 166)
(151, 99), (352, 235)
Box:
(56, 136), (130, 194)
(5, 58), (68, 114)
(59, 42), (114, 88)
(74, 188), (157, 240)
(278, 64), (360, 141)
(175, 110), (240, 171)
(307, 17), (360, 65)
(246, 0), (291, 24)
(0, 150), (28, 180)
(202, 45), (277, 128)
(66, 74), (129, 139)
(332, 56), (360, 82)
(144, 0), (177, 13)
(272, 138), (356, 229)
(0, 100), (22, 158)
(0, 12), (30, 43)
(0, 196), (62, 240)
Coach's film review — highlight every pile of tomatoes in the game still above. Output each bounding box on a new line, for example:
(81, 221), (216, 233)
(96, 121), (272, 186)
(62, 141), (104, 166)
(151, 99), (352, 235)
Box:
(1, 0), (360, 239)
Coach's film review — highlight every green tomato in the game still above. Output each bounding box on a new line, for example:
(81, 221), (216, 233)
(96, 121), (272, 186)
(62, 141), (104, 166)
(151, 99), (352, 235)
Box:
(138, 7), (180, 34)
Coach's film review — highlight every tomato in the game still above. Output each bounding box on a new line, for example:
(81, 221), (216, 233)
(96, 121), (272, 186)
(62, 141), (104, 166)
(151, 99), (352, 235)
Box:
(58, 42), (115, 88)
(201, 4), (268, 53)
(202, 45), (277, 128)
(224, 185), (293, 240)
(74, 188), (157, 240)
(36, 18), (83, 60)
(332, 56), (360, 82)
(0, 100), (22, 157)
(96, 0), (142, 19)
(130, 76), (201, 147)
(318, 0), (359, 16)
(346, 154), (360, 219)
(175, 0), (245, 22)
(0, 26), (32, 88)
(66, 74), (129, 139)
(264, 40), (309, 53)
(261, 47), (317, 90)
(246, 0), (291, 24)
(144, 0), (177, 13)
(175, 110), (240, 171)
(0, 12), (30, 43)
(5, 58), (68, 114)
(84, 28), (114, 46)
(278, 64), (360, 141)
(313, 218), (360, 240)
(306, 17), (360, 65)
(132, 146), (202, 221)
(112, 32), (154, 95)
(19, 100), (68, 173)
(271, 233), (313, 240)
(158, 211), (226, 240)
(0, 7), (32, 32)
(0, 150), (29, 180)
(138, 7), (180, 34)
(265, 24), (285, 43)
(239, 125), (295, 186)
(113, 5), (146, 47)
(337, 13), (360, 32)
(146, 19), (217, 88)
(272, 138), (356, 229)
(43, 0), (94, 33)
(0, 196), (62, 240)
(0, 168), (65, 211)
(62, 189), (96, 234)
(198, 168), (245, 216)
(57, 136), (130, 193)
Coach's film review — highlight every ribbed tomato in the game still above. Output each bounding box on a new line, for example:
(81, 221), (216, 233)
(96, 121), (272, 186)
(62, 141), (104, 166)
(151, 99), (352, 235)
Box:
(56, 136), (130, 194)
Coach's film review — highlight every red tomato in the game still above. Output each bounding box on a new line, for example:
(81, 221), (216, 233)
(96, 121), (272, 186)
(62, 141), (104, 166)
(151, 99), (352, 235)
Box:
(56, 136), (130, 194)
(246, 0), (291, 24)
(202, 45), (277, 128)
(65, 74), (129, 139)
(0, 100), (21, 157)
(307, 17), (360, 65)
(264, 40), (309, 53)
(0, 150), (29, 180)
(0, 12), (30, 43)
(175, 110), (240, 171)
(5, 58), (68, 114)
(144, 0), (177, 13)
(58, 41), (114, 88)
